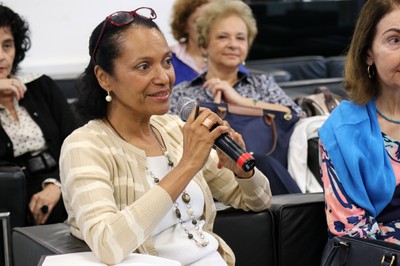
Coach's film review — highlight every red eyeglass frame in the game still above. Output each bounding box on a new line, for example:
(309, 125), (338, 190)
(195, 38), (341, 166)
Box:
(91, 7), (157, 64)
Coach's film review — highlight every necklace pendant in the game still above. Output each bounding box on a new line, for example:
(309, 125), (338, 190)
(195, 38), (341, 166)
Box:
(182, 192), (191, 203)
(175, 208), (182, 219)
(200, 239), (210, 247)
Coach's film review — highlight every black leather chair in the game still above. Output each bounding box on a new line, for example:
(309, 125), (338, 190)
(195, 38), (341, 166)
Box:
(246, 56), (327, 81)
(326, 56), (345, 78)
(271, 193), (327, 266)
(214, 207), (275, 266)
(278, 77), (345, 100)
(0, 163), (26, 266)
(247, 68), (292, 83)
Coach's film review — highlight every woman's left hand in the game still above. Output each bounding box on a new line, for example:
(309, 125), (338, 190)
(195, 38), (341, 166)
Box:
(203, 78), (244, 104)
(29, 184), (62, 225)
(216, 121), (254, 179)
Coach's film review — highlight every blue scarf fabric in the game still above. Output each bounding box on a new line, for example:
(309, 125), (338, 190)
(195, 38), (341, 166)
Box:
(319, 99), (395, 217)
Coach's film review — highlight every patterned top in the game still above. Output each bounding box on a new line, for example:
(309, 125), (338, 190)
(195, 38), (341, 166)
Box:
(320, 132), (400, 243)
(169, 72), (304, 115)
(0, 97), (46, 156)
(60, 115), (272, 265)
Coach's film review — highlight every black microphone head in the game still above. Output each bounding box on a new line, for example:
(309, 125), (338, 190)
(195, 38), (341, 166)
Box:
(177, 97), (197, 121)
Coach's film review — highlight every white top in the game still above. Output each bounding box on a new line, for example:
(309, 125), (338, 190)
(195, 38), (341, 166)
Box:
(146, 156), (226, 265)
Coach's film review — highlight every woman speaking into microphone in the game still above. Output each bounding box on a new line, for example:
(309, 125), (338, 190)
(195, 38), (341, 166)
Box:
(59, 6), (271, 265)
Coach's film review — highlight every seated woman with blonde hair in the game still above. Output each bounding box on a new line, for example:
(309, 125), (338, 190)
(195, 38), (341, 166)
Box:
(170, 0), (304, 195)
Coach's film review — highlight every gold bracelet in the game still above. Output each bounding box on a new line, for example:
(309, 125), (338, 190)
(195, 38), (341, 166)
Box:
(252, 98), (258, 107)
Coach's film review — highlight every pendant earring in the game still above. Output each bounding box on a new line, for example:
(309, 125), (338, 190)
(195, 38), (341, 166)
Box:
(367, 64), (375, 79)
(242, 61), (246, 66)
(105, 91), (112, 102)
(203, 56), (208, 63)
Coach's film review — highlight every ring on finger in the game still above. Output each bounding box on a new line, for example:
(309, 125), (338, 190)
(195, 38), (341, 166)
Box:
(201, 118), (214, 130)
(40, 205), (49, 214)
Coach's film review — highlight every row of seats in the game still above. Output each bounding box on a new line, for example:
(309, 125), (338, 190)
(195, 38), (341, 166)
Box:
(247, 55), (346, 99)
(246, 55), (345, 81)
(12, 193), (327, 266)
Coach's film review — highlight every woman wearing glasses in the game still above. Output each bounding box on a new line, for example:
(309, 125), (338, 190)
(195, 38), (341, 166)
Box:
(59, 7), (271, 265)
(0, 4), (76, 226)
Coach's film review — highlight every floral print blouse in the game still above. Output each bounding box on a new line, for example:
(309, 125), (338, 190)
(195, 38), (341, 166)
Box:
(320, 132), (400, 243)
(169, 72), (304, 115)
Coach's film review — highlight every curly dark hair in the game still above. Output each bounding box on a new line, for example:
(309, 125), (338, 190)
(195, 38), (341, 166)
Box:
(0, 3), (31, 75)
(75, 13), (161, 120)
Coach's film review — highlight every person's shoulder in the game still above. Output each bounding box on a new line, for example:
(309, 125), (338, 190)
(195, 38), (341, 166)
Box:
(173, 79), (191, 90)
(19, 73), (60, 92)
(172, 77), (203, 96)
(15, 72), (44, 84)
(242, 72), (274, 84)
(330, 100), (362, 118)
(323, 100), (367, 129)
(64, 120), (105, 143)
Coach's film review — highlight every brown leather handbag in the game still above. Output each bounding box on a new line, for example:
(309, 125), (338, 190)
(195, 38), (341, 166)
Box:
(297, 86), (342, 117)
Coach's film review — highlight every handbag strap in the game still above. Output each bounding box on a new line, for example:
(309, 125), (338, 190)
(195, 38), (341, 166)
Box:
(314, 86), (339, 113)
(212, 89), (278, 155)
(264, 114), (277, 155)
(322, 239), (349, 266)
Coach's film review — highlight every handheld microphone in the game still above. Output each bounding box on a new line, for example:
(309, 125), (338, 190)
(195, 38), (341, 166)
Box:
(177, 98), (256, 172)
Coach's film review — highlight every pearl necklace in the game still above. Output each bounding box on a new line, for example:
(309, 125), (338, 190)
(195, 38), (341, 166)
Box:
(376, 107), (400, 124)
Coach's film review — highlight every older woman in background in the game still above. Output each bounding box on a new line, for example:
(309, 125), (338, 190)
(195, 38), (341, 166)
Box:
(170, 0), (247, 85)
(0, 4), (77, 225)
(170, 0), (303, 195)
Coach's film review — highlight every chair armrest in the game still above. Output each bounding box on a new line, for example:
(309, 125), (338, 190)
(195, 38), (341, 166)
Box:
(12, 223), (90, 266)
(270, 193), (327, 266)
(214, 207), (275, 266)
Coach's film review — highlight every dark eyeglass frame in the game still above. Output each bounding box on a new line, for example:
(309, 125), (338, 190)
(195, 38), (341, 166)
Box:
(91, 7), (157, 64)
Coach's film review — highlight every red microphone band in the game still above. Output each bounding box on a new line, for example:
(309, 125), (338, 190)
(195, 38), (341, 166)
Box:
(236, 152), (254, 169)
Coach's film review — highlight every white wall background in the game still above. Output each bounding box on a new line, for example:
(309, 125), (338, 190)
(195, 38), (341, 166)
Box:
(3, 0), (176, 79)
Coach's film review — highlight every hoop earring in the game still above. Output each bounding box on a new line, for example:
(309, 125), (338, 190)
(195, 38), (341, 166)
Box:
(105, 90), (112, 102)
(367, 64), (376, 79)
